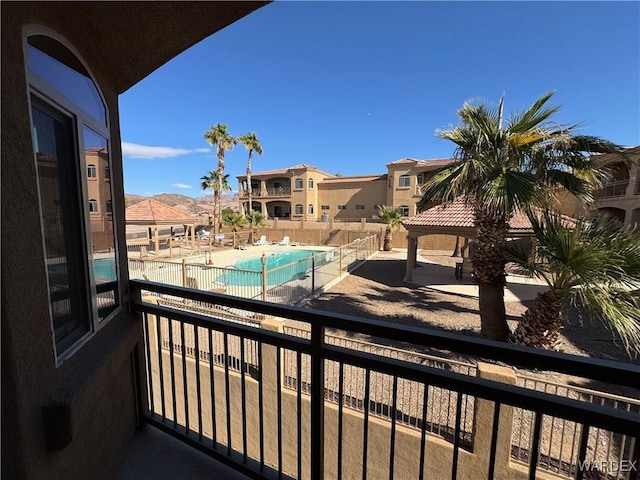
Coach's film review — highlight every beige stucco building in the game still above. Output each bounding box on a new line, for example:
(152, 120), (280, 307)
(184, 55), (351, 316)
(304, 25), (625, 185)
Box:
(238, 158), (456, 221)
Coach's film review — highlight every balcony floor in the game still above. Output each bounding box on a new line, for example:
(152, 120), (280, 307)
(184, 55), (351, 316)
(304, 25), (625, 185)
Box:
(118, 425), (249, 480)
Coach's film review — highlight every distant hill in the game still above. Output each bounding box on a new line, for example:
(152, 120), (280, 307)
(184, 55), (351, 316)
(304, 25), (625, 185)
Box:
(125, 192), (239, 214)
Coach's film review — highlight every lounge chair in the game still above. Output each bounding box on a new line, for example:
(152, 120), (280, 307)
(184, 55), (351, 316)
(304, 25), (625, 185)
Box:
(253, 235), (268, 246)
(278, 236), (290, 246)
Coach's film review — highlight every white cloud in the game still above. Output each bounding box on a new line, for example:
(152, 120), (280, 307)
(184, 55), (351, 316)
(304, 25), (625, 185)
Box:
(172, 183), (193, 189)
(122, 142), (210, 159)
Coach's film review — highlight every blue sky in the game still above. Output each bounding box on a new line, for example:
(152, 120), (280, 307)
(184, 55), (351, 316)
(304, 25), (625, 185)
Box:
(120, 1), (640, 197)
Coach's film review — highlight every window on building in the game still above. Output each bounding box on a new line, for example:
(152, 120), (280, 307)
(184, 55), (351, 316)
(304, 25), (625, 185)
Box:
(105, 166), (110, 181)
(398, 175), (411, 187)
(27, 35), (119, 359)
(295, 178), (304, 189)
(308, 178), (314, 189)
(338, 205), (347, 210)
(295, 204), (303, 215)
(321, 205), (330, 210)
(399, 205), (410, 216)
(106, 200), (112, 213)
(416, 173), (424, 185)
(308, 204), (314, 214)
(355, 204), (365, 210)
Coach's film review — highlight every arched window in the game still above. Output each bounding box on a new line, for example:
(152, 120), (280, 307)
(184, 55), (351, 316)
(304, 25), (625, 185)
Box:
(295, 204), (303, 215)
(308, 178), (314, 189)
(308, 204), (314, 214)
(27, 33), (119, 358)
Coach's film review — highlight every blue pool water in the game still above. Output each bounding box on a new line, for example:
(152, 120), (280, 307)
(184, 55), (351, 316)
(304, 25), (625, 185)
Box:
(219, 250), (324, 287)
(94, 258), (117, 282)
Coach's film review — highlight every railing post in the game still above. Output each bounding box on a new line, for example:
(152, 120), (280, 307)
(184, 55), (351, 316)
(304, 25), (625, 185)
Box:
(261, 254), (267, 301)
(311, 253), (316, 293)
(474, 362), (516, 475)
(181, 259), (187, 287)
(339, 244), (343, 273)
(310, 320), (325, 480)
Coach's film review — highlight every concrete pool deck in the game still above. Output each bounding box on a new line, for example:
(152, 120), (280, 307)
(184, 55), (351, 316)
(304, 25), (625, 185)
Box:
(376, 249), (547, 303)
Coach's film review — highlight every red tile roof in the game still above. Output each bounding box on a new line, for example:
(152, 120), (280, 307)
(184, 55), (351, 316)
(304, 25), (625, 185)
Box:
(126, 199), (195, 225)
(403, 197), (576, 230)
(386, 157), (457, 168)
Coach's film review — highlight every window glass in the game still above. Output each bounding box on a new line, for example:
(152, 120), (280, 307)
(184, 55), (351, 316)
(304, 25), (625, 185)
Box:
(105, 166), (110, 181)
(32, 98), (91, 354)
(295, 204), (303, 215)
(355, 204), (365, 210)
(416, 173), (424, 185)
(321, 205), (330, 210)
(308, 178), (314, 189)
(399, 205), (410, 216)
(338, 205), (346, 210)
(27, 38), (106, 125)
(308, 204), (314, 214)
(295, 178), (303, 189)
(28, 35), (118, 358)
(399, 175), (411, 187)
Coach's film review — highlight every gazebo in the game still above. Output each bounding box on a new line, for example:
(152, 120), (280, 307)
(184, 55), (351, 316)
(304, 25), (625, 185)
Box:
(126, 199), (198, 257)
(401, 197), (575, 282)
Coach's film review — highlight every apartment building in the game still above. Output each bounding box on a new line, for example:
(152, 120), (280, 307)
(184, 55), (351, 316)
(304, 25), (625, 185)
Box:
(237, 157), (456, 220)
(592, 145), (640, 226)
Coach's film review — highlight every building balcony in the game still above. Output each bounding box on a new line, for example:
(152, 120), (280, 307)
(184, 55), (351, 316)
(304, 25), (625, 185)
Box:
(239, 188), (292, 199)
(127, 280), (640, 480)
(594, 180), (630, 200)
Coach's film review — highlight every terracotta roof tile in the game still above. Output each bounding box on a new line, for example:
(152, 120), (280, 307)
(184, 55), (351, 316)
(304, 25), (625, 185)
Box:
(403, 197), (576, 230)
(126, 199), (195, 225)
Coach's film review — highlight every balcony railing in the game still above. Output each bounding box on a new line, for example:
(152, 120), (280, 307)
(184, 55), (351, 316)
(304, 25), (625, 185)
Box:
(130, 281), (640, 480)
(595, 180), (630, 200)
(240, 187), (292, 198)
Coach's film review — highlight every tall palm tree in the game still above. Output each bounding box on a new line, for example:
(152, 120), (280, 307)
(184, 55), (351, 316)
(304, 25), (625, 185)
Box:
(246, 210), (267, 245)
(237, 132), (263, 215)
(374, 205), (404, 251)
(418, 92), (620, 341)
(204, 124), (236, 234)
(503, 213), (640, 355)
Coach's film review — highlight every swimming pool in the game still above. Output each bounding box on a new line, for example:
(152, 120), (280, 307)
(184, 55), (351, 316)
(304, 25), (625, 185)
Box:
(48, 258), (117, 284)
(219, 250), (324, 287)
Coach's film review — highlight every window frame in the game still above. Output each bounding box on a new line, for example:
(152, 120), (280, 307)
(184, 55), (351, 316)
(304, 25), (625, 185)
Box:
(355, 204), (365, 210)
(294, 204), (303, 215)
(338, 204), (347, 210)
(25, 27), (121, 362)
(308, 178), (314, 189)
(294, 178), (304, 189)
(308, 204), (314, 215)
(321, 205), (330, 210)
(87, 164), (97, 178)
(399, 205), (410, 216)
(398, 174), (411, 188)
(88, 198), (99, 213)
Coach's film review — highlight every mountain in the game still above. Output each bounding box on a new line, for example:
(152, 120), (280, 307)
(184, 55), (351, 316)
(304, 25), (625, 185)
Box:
(125, 193), (239, 214)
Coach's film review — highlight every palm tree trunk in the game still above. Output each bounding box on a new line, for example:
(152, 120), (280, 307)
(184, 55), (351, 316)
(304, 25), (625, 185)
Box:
(383, 227), (392, 251)
(217, 152), (224, 235)
(246, 150), (253, 215)
(511, 290), (563, 349)
(473, 206), (510, 341)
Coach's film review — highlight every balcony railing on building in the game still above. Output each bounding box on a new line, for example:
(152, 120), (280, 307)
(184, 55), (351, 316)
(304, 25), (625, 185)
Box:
(595, 180), (629, 200)
(240, 187), (292, 198)
(130, 280), (640, 480)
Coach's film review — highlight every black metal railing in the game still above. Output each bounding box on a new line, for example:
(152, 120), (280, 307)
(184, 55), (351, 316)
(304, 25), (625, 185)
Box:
(130, 280), (640, 480)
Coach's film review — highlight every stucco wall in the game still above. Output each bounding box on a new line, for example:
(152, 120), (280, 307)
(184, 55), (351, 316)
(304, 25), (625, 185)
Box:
(1, 5), (140, 478)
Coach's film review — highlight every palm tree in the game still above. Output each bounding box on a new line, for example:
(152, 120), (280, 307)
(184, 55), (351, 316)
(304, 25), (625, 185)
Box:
(204, 124), (236, 234)
(503, 213), (640, 355)
(237, 132), (263, 215)
(246, 210), (267, 244)
(201, 171), (231, 226)
(418, 91), (620, 341)
(374, 205), (404, 251)
(222, 211), (248, 248)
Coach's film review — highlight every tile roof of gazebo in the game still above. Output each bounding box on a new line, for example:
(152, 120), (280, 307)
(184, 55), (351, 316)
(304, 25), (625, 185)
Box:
(125, 199), (196, 225)
(403, 197), (576, 237)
